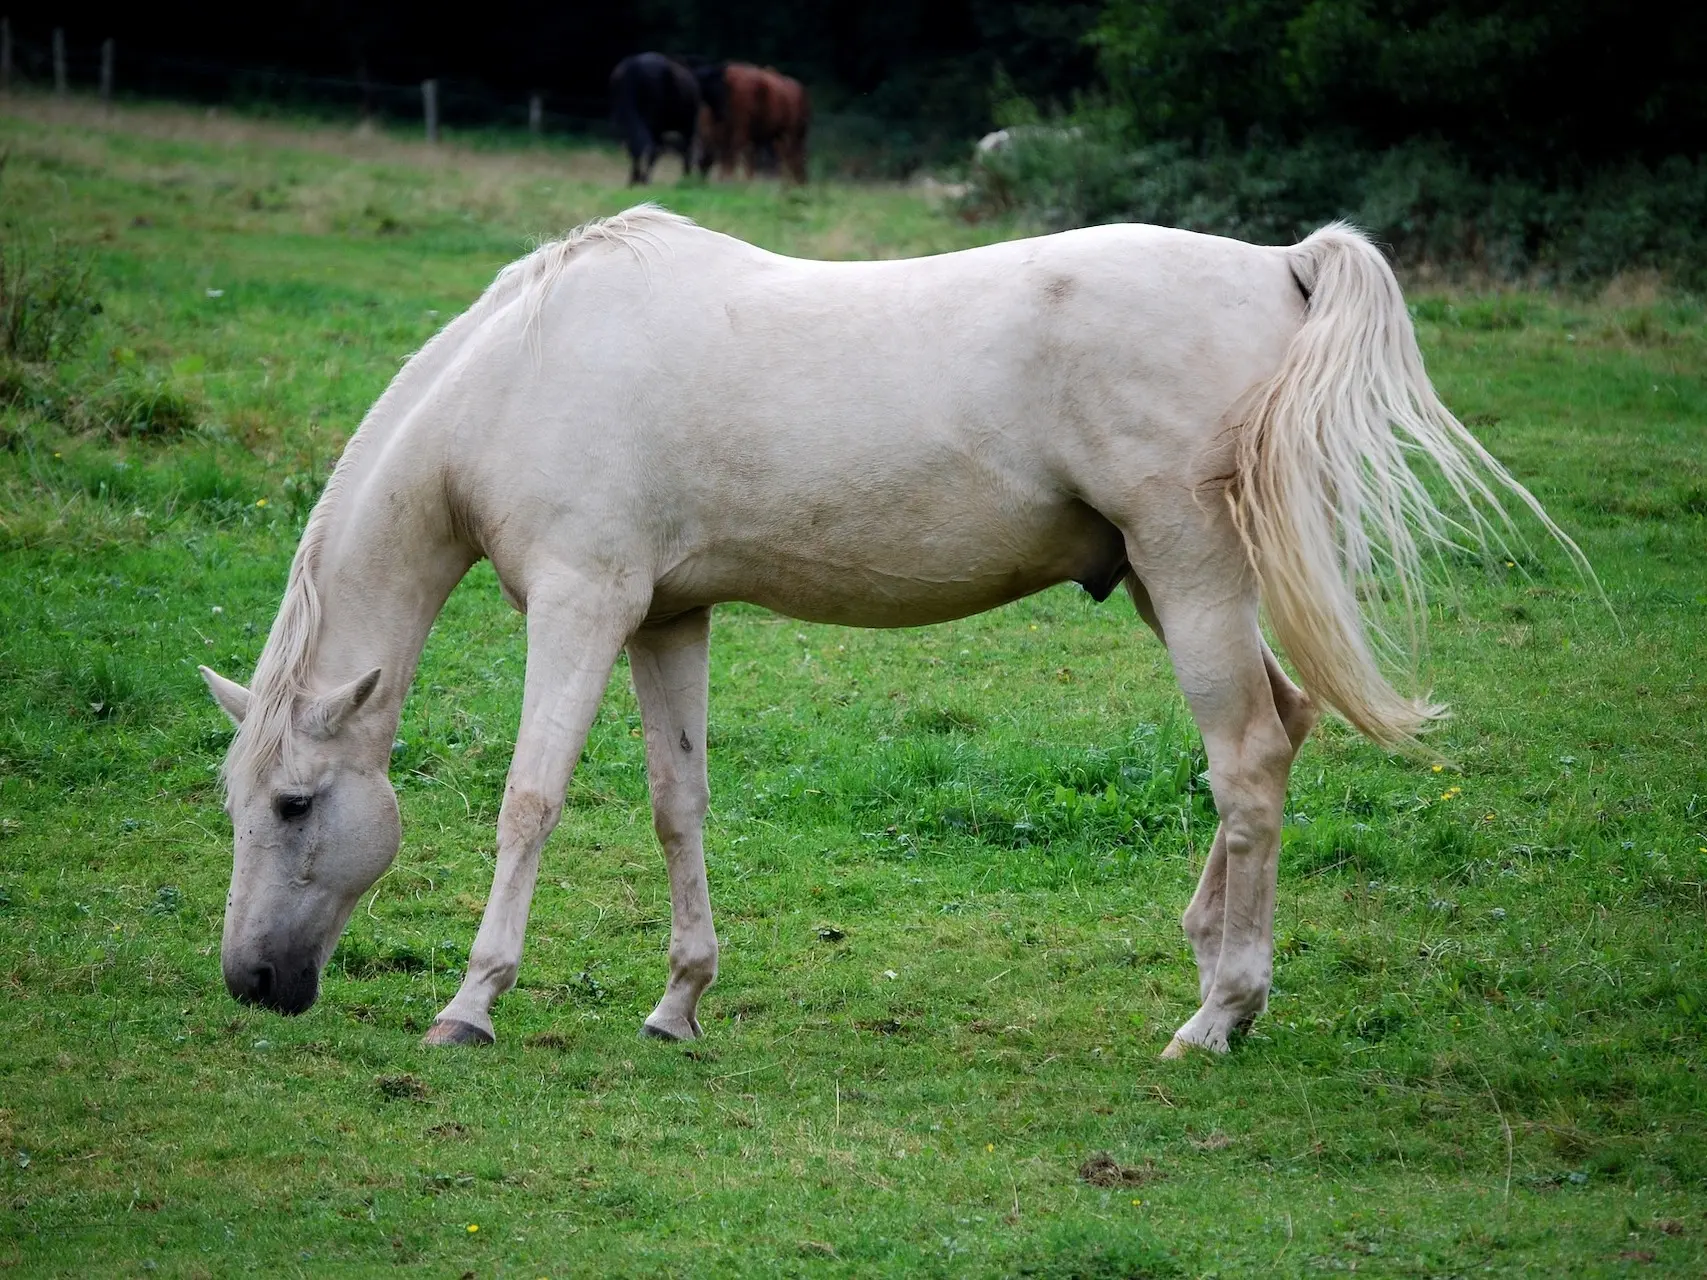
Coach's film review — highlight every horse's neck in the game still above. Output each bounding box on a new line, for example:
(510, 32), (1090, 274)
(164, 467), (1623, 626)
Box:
(307, 423), (475, 742)
(285, 269), (516, 747)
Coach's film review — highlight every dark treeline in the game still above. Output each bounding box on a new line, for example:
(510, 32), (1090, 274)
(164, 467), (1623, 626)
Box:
(1095, 0), (1707, 176)
(973, 1), (1707, 281)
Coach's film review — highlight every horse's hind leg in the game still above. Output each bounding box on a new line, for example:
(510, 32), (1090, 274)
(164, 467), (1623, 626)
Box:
(425, 571), (649, 1046)
(1127, 573), (1291, 1054)
(1125, 575), (1317, 1009)
(628, 609), (718, 1041)
(1127, 576), (1230, 1000)
(625, 122), (656, 185)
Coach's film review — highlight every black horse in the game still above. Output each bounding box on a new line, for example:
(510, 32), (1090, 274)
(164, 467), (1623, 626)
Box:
(609, 53), (701, 185)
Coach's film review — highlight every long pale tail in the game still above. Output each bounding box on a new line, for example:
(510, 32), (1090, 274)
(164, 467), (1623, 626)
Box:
(1228, 223), (1589, 750)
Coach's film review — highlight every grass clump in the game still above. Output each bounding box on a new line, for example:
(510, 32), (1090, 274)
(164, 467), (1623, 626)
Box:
(88, 349), (205, 440)
(0, 223), (102, 444)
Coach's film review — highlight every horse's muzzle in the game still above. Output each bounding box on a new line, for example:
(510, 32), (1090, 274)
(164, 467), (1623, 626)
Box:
(224, 956), (319, 1015)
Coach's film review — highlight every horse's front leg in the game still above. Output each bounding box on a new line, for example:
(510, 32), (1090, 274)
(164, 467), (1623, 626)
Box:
(425, 574), (648, 1046)
(627, 609), (716, 1041)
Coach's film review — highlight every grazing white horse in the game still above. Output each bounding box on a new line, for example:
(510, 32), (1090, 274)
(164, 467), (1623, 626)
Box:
(200, 205), (1575, 1056)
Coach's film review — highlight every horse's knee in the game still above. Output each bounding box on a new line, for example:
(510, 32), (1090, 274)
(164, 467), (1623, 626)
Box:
(498, 789), (562, 851)
(652, 779), (709, 849)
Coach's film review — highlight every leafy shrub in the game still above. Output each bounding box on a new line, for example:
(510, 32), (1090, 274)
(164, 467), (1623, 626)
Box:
(965, 121), (1707, 285)
(0, 236), (101, 363)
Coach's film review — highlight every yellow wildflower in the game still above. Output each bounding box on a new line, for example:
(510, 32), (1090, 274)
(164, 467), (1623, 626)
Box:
(466, 1224), (479, 1234)
(255, 497), (268, 507)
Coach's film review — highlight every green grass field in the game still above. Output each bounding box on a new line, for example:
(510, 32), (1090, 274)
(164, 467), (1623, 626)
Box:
(1, 99), (1704, 1277)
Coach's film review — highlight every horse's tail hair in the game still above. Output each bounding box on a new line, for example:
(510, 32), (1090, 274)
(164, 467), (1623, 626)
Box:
(1228, 222), (1589, 751)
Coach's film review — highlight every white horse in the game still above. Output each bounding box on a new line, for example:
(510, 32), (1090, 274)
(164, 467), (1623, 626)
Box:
(199, 205), (1576, 1056)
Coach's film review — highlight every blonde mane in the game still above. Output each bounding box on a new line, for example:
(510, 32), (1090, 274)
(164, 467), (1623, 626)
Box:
(221, 203), (694, 789)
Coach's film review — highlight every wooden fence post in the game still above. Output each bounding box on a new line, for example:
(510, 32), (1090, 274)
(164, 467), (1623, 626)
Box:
(421, 78), (439, 144)
(1, 19), (12, 96)
(528, 93), (543, 137)
(100, 38), (114, 111)
(52, 27), (66, 97)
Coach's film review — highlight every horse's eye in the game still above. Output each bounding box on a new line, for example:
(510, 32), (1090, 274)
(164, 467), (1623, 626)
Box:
(276, 794), (313, 821)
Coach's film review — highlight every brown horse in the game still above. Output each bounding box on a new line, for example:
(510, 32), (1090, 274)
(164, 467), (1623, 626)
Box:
(695, 63), (810, 182)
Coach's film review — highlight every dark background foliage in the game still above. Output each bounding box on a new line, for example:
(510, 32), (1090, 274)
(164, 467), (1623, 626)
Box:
(16, 2), (1707, 275)
(1093, 0), (1707, 175)
(28, 2), (1705, 172)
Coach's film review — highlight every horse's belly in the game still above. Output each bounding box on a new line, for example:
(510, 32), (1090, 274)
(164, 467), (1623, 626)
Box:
(649, 503), (1128, 627)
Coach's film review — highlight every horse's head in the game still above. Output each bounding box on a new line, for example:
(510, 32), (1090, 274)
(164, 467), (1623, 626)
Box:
(199, 664), (399, 1015)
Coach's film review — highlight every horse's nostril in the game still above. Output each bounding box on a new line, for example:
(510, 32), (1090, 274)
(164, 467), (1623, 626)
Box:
(225, 955), (318, 1013)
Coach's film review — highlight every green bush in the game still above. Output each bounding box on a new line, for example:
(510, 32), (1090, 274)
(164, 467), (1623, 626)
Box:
(0, 235), (101, 363)
(965, 124), (1707, 285)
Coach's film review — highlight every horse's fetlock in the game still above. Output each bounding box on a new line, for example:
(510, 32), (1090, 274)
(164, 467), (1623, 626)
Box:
(670, 940), (718, 989)
(1213, 964), (1271, 1011)
(471, 957), (520, 995)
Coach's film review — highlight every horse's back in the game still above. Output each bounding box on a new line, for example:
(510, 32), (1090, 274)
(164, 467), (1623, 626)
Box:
(448, 216), (1305, 625)
(543, 218), (1301, 439)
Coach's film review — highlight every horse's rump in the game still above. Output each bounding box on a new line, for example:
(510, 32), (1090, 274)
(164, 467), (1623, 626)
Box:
(610, 53), (702, 182)
(699, 63), (809, 180)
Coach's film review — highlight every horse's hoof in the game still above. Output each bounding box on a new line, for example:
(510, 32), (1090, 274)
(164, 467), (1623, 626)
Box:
(423, 1018), (495, 1047)
(639, 1016), (701, 1042)
(1161, 1028), (1232, 1059)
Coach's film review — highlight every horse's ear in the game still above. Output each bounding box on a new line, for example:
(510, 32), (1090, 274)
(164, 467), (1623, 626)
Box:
(199, 666), (251, 726)
(308, 667), (382, 739)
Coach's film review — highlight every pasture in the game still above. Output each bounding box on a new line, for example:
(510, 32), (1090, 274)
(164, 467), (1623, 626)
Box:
(1, 100), (1704, 1276)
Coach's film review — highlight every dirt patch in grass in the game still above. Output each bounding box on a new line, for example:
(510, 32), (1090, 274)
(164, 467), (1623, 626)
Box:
(375, 1072), (430, 1101)
(1077, 1152), (1164, 1188)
